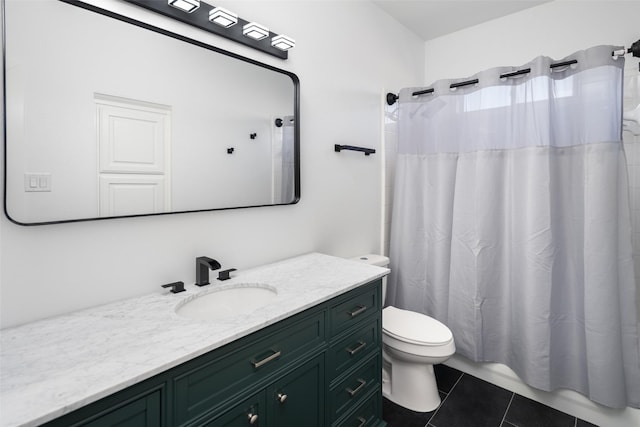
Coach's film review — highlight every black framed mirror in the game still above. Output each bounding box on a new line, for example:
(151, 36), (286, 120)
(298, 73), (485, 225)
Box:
(2, 0), (300, 225)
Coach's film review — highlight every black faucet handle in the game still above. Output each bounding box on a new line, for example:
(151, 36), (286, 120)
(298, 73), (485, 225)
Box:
(162, 281), (185, 294)
(217, 268), (237, 281)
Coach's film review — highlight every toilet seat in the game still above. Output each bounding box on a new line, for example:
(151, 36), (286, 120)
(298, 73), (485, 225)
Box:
(383, 306), (453, 346)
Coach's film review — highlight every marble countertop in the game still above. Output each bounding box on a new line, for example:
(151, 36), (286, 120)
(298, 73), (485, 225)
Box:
(0, 252), (389, 427)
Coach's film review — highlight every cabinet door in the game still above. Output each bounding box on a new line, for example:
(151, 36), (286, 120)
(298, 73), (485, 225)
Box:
(202, 392), (265, 427)
(269, 355), (325, 427)
(81, 392), (161, 427)
(42, 389), (163, 427)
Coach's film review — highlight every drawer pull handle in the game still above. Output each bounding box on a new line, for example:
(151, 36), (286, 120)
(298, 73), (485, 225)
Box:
(348, 305), (367, 317)
(347, 340), (367, 356)
(277, 392), (288, 404)
(247, 412), (258, 424)
(346, 378), (367, 397)
(252, 350), (281, 369)
(357, 416), (367, 427)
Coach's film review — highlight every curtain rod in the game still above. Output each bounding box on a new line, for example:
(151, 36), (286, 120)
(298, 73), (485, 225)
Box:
(386, 60), (578, 106)
(612, 39), (640, 60)
(387, 39), (640, 106)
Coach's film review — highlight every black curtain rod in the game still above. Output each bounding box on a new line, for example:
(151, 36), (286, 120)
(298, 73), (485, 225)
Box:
(550, 59), (578, 69)
(413, 88), (434, 96)
(387, 59), (584, 106)
(499, 68), (531, 79)
(614, 39), (640, 58)
(387, 38), (640, 106)
(450, 78), (479, 89)
(613, 39), (640, 71)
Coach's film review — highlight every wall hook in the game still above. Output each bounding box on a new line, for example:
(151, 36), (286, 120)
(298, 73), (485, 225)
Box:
(227, 147), (235, 154)
(250, 133), (257, 139)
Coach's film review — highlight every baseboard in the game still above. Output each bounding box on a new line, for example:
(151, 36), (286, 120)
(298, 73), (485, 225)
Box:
(444, 354), (640, 427)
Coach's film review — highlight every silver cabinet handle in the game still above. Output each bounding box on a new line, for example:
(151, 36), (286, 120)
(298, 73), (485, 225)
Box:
(251, 350), (281, 369)
(346, 340), (367, 356)
(277, 392), (287, 404)
(247, 412), (258, 424)
(357, 416), (367, 427)
(346, 378), (367, 397)
(348, 305), (367, 317)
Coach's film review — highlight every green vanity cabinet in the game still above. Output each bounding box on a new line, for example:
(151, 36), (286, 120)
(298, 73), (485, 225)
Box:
(42, 279), (385, 427)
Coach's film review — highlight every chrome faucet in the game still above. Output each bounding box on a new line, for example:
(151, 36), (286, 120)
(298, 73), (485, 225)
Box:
(195, 256), (221, 286)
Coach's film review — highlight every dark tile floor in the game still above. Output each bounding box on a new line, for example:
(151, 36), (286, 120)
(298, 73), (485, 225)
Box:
(382, 364), (599, 427)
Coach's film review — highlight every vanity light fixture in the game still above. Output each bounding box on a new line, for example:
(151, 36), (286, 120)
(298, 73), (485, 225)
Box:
(243, 22), (269, 41)
(124, 0), (292, 59)
(167, 0), (200, 13)
(271, 35), (295, 51)
(209, 7), (237, 28)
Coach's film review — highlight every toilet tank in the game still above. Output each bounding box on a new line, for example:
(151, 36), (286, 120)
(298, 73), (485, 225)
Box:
(350, 254), (390, 305)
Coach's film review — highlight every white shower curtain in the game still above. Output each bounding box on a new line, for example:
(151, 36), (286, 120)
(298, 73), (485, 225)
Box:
(387, 45), (640, 408)
(281, 115), (296, 203)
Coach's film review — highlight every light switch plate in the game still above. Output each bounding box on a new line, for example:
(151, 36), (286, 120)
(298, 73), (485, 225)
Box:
(24, 173), (52, 192)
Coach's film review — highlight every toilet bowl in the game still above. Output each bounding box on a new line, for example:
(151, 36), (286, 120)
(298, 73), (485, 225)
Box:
(352, 255), (456, 413)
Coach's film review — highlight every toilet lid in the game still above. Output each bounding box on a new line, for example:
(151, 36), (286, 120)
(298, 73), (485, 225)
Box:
(383, 306), (453, 346)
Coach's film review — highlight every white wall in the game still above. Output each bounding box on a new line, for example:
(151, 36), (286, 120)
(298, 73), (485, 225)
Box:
(0, 0), (425, 327)
(423, 1), (640, 84)
(418, 1), (640, 426)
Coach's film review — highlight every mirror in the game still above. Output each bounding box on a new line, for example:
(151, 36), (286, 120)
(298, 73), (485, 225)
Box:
(2, 0), (300, 225)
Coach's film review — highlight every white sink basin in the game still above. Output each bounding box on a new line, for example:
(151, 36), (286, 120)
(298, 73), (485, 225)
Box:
(176, 284), (277, 321)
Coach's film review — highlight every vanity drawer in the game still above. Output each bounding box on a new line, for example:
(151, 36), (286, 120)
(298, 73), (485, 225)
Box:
(329, 280), (380, 337)
(330, 354), (380, 423)
(172, 310), (325, 426)
(328, 318), (380, 381)
(333, 389), (381, 427)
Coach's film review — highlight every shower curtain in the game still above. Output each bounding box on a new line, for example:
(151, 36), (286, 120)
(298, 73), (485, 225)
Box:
(387, 45), (640, 408)
(281, 115), (295, 203)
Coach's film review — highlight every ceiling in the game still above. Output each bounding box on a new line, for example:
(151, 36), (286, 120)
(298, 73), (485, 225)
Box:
(371, 0), (550, 41)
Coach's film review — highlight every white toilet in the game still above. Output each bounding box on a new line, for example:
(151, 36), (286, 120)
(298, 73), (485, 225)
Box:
(352, 255), (455, 413)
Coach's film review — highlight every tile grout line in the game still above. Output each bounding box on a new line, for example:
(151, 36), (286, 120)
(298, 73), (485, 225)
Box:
(499, 392), (516, 427)
(426, 371), (466, 427)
